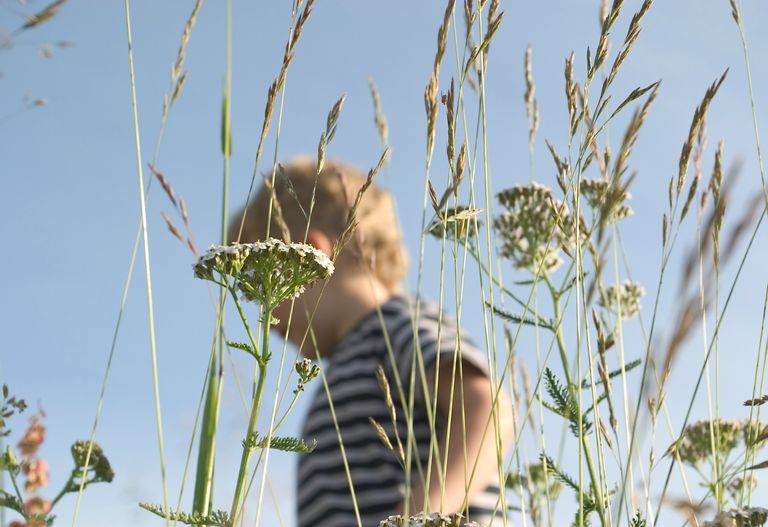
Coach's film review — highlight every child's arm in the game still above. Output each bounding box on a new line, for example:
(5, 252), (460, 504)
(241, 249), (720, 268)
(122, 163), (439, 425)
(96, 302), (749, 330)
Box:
(402, 359), (515, 515)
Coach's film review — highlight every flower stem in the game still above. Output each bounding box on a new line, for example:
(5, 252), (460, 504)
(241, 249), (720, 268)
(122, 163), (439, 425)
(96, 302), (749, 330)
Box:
(229, 300), (271, 525)
(7, 465), (26, 515)
(545, 274), (608, 527)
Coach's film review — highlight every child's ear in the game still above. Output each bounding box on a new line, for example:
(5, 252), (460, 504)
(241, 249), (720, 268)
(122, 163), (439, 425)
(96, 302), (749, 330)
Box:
(306, 229), (334, 257)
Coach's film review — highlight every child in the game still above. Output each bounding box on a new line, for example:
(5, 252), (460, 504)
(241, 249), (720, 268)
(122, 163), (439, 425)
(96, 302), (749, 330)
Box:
(229, 157), (514, 527)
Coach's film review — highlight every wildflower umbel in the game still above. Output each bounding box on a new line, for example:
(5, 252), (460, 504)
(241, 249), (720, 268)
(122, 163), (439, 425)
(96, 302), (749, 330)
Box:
(71, 440), (115, 484)
(494, 183), (580, 273)
(579, 178), (633, 221)
(193, 239), (334, 308)
(703, 507), (768, 527)
(599, 280), (645, 319)
(379, 512), (481, 527)
(670, 419), (765, 467)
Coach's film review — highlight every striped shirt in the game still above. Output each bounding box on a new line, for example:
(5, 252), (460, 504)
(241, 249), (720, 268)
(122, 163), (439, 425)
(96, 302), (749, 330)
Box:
(297, 294), (506, 527)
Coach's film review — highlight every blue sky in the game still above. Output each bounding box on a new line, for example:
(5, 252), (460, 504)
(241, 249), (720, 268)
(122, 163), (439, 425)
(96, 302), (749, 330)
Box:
(2, 1), (768, 526)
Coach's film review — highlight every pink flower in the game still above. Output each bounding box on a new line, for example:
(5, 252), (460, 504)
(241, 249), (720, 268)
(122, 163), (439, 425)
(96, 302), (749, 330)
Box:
(9, 521), (46, 527)
(23, 497), (51, 516)
(17, 421), (45, 459)
(22, 459), (49, 493)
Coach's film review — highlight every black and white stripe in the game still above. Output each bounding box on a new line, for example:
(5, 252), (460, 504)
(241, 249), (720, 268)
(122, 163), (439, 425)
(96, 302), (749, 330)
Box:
(297, 295), (509, 527)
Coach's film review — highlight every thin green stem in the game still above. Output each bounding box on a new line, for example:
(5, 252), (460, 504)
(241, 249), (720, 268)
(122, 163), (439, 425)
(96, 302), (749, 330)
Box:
(545, 275), (607, 527)
(123, 2), (171, 525)
(229, 300), (271, 525)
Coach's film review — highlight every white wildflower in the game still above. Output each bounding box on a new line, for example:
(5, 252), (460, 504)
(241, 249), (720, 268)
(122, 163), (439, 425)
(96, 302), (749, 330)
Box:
(494, 183), (583, 274)
(193, 239), (334, 308)
(599, 280), (645, 319)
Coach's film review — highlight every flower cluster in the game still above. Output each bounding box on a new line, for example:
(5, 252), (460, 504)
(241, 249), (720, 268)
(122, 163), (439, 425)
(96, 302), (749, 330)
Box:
(9, 497), (51, 527)
(579, 178), (633, 221)
(294, 358), (320, 394)
(494, 183), (582, 274)
(728, 475), (759, 502)
(70, 440), (115, 485)
(703, 507), (768, 527)
(17, 413), (47, 494)
(673, 419), (753, 466)
(11, 412), (51, 527)
(193, 239), (334, 308)
(599, 280), (645, 319)
(17, 420), (43, 458)
(379, 512), (481, 527)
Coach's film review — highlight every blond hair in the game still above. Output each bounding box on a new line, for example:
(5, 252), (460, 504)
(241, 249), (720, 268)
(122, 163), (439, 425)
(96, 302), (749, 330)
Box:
(229, 157), (407, 291)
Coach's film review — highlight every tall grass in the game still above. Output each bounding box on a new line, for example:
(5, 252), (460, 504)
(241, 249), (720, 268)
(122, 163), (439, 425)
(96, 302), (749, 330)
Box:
(66, 1), (768, 527)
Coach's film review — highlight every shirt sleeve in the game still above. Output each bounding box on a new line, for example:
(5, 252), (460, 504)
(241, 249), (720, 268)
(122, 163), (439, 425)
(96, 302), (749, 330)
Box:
(384, 299), (490, 405)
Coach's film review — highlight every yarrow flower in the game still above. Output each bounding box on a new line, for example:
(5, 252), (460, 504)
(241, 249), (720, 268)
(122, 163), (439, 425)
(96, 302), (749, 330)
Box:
(193, 239), (334, 308)
(703, 507), (768, 527)
(494, 183), (583, 274)
(579, 178), (633, 221)
(379, 512), (481, 527)
(71, 440), (115, 483)
(672, 419), (754, 466)
(599, 280), (645, 319)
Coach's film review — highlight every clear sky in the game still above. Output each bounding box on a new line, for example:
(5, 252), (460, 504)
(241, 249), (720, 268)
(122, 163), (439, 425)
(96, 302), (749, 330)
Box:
(2, 1), (768, 526)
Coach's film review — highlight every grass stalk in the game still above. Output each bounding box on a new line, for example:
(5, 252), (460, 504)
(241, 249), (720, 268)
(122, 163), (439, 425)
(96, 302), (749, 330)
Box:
(123, 1), (171, 524)
(191, 0), (232, 517)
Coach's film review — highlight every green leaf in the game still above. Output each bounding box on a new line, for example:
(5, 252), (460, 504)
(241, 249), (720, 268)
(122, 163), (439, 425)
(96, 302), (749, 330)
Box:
(580, 358), (642, 389)
(543, 368), (592, 437)
(0, 489), (23, 514)
(630, 510), (647, 527)
(226, 341), (257, 358)
(539, 454), (579, 495)
(139, 503), (231, 526)
(487, 302), (554, 331)
(220, 94), (232, 157)
(243, 432), (317, 454)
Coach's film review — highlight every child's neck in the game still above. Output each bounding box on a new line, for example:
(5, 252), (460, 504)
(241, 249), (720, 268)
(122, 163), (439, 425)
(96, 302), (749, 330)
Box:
(324, 274), (396, 356)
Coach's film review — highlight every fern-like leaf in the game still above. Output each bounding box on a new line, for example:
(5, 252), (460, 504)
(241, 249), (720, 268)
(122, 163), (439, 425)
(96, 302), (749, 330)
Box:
(544, 368), (592, 437)
(540, 454), (579, 494)
(487, 302), (554, 331)
(243, 432), (317, 453)
(0, 489), (23, 515)
(226, 341), (257, 358)
(543, 368), (570, 413)
(139, 503), (231, 526)
(580, 358), (642, 389)
(630, 510), (647, 527)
